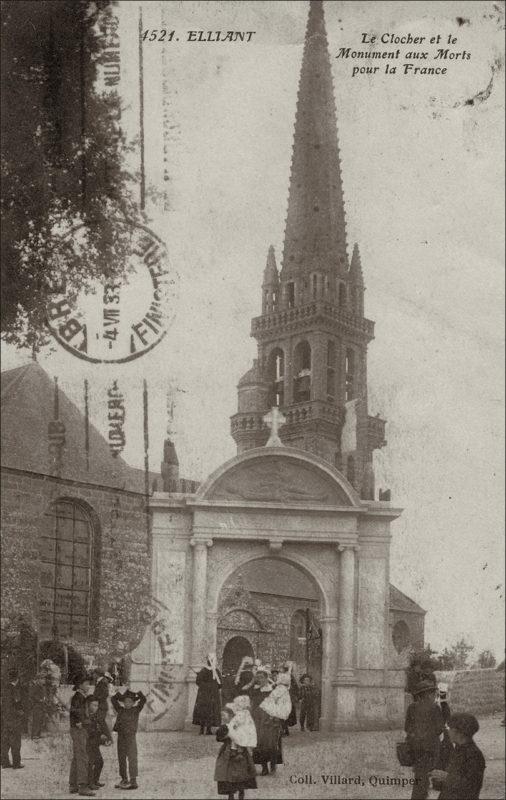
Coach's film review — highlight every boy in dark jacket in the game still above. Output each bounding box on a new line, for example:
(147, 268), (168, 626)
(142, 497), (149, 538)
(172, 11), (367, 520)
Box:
(430, 712), (486, 799)
(111, 689), (146, 790)
(85, 696), (112, 790)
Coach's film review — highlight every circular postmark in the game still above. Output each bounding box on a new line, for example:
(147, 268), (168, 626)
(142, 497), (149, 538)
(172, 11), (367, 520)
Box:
(46, 219), (176, 364)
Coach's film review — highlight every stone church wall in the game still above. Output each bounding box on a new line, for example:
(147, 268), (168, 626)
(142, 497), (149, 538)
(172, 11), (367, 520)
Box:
(1, 467), (150, 669)
(217, 590), (319, 673)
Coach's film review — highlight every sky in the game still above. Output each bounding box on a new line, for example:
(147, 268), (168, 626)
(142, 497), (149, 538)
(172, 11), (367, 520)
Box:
(2, 1), (504, 660)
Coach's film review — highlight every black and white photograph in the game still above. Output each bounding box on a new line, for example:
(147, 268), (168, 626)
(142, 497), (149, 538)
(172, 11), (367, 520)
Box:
(1, 1), (504, 798)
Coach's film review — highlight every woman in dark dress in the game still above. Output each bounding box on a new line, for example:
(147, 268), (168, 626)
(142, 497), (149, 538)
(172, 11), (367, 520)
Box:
(193, 653), (222, 735)
(214, 702), (257, 800)
(280, 662), (299, 735)
(250, 668), (290, 776)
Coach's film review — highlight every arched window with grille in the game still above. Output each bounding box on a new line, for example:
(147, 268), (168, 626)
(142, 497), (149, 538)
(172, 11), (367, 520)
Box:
(40, 500), (95, 641)
(339, 283), (347, 309)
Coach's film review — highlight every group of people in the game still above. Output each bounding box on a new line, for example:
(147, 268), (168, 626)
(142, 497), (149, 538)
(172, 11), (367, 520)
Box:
(403, 662), (486, 800)
(192, 653), (320, 799)
(1, 665), (147, 797)
(68, 670), (146, 796)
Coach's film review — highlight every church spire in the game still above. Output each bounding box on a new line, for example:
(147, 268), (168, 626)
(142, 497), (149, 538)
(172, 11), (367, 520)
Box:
(281, 0), (348, 277)
(350, 243), (363, 285)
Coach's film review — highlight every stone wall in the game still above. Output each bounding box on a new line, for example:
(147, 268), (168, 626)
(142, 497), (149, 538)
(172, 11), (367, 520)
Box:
(217, 590), (319, 675)
(436, 668), (505, 715)
(1, 467), (151, 670)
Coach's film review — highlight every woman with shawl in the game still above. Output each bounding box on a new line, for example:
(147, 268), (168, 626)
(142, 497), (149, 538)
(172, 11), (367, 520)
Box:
(193, 653), (222, 734)
(214, 696), (257, 800)
(251, 668), (291, 776)
(281, 661), (299, 735)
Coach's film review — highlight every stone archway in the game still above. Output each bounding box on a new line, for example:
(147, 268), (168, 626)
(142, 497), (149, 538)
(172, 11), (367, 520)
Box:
(214, 555), (325, 716)
(221, 636), (254, 675)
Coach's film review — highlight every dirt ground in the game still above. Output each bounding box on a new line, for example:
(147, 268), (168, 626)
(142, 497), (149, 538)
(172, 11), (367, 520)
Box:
(1, 712), (504, 800)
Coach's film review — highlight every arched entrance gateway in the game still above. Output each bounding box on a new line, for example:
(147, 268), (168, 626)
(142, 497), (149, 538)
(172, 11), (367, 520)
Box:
(217, 559), (322, 685)
(131, 446), (406, 732)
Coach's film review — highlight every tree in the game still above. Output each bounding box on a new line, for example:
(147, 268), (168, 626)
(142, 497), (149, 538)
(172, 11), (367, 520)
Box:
(1, 0), (142, 350)
(434, 638), (475, 670)
(474, 650), (497, 669)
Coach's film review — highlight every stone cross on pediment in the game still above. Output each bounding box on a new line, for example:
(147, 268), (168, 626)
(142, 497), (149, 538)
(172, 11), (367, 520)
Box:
(263, 406), (286, 447)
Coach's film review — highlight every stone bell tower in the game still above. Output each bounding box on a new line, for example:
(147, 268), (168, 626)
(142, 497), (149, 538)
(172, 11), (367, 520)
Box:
(231, 0), (386, 499)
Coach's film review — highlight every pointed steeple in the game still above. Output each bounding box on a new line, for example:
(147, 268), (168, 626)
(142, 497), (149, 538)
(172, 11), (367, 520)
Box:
(263, 245), (279, 284)
(282, 0), (348, 277)
(262, 245), (279, 313)
(350, 243), (363, 285)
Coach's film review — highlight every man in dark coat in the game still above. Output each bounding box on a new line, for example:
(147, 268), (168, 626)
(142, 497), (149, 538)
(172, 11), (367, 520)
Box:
(69, 674), (94, 796)
(1, 668), (25, 769)
(430, 713), (486, 799)
(405, 679), (444, 800)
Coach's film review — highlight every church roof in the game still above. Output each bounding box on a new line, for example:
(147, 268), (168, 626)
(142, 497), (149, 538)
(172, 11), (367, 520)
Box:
(242, 560), (318, 600)
(1, 362), (154, 493)
(282, 0), (348, 275)
(389, 585), (426, 615)
(239, 560), (424, 616)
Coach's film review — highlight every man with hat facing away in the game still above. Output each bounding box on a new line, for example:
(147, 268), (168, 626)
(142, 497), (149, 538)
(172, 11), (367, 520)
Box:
(69, 674), (94, 796)
(92, 668), (114, 738)
(404, 679), (444, 800)
(1, 667), (25, 770)
(111, 687), (146, 790)
(430, 712), (486, 799)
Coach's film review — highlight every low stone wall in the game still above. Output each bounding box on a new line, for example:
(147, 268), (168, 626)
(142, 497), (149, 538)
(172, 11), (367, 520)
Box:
(436, 668), (505, 715)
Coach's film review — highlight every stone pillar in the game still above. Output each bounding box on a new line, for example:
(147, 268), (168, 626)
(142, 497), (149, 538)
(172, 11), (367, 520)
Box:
(185, 538), (212, 728)
(319, 616), (338, 731)
(338, 545), (356, 678)
(333, 544), (358, 729)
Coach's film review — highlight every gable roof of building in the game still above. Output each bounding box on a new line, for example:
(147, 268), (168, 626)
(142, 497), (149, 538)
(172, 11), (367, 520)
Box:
(389, 585), (426, 615)
(1, 362), (153, 493)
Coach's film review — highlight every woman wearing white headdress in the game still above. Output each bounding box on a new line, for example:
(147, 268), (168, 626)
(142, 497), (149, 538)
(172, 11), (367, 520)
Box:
(280, 661), (299, 735)
(214, 696), (257, 799)
(193, 653), (222, 735)
(250, 667), (290, 776)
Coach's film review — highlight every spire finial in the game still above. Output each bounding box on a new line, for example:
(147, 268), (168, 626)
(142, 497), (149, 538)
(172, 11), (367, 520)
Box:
(263, 245), (279, 284)
(350, 243), (364, 283)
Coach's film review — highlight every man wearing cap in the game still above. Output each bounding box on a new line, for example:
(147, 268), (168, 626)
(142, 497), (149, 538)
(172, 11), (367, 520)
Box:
(1, 667), (25, 770)
(430, 713), (486, 799)
(405, 679), (444, 799)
